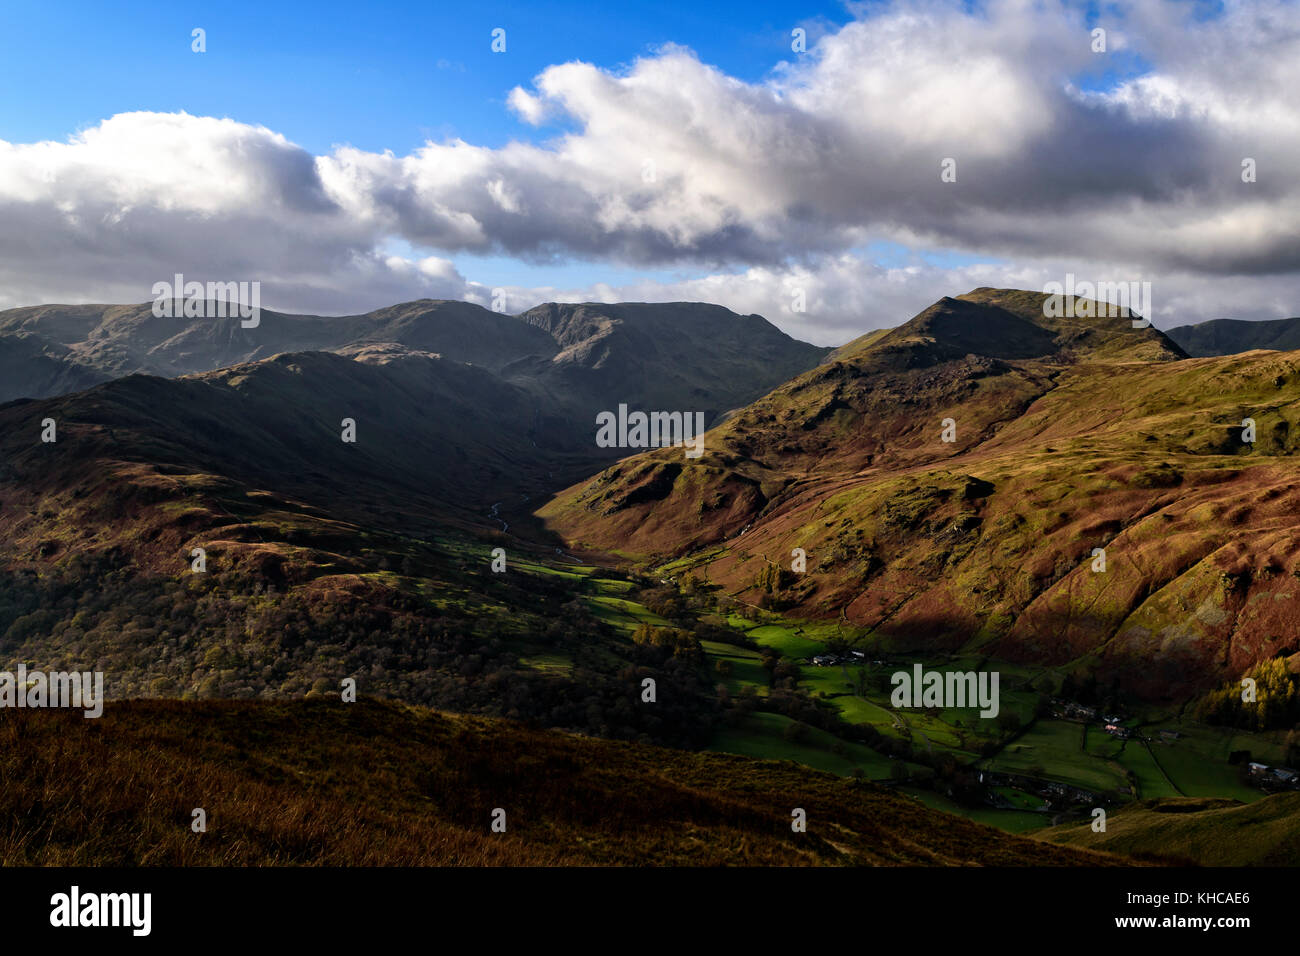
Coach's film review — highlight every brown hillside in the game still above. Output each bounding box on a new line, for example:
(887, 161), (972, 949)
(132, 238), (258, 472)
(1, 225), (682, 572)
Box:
(539, 290), (1300, 697)
(0, 698), (1121, 866)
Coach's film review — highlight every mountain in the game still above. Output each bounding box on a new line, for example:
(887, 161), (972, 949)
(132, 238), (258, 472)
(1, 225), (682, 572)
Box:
(0, 299), (556, 390)
(516, 301), (830, 428)
(1166, 316), (1300, 357)
(3, 284), (1295, 864)
(0, 300), (829, 436)
(852, 287), (1184, 364)
(0, 697), (1119, 866)
(1035, 794), (1300, 866)
(539, 287), (1300, 697)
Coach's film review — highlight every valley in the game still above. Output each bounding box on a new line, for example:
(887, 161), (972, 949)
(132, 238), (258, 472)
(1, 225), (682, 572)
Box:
(3, 288), (1300, 866)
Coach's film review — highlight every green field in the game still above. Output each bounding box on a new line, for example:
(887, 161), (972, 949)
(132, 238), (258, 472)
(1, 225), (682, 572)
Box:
(900, 787), (1048, 834)
(982, 719), (1128, 794)
(710, 712), (897, 778)
(743, 623), (825, 659)
(1141, 721), (1285, 802)
(582, 593), (671, 631)
(994, 786), (1049, 811)
(515, 652), (574, 675)
(1083, 724), (1121, 759)
(725, 613), (1011, 754)
(525, 558), (1284, 836)
(700, 639), (770, 696)
(1115, 740), (1180, 799)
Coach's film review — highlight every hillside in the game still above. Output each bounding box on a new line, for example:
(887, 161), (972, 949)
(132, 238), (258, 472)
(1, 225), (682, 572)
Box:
(517, 301), (829, 428)
(0, 348), (574, 527)
(1035, 794), (1300, 866)
(1166, 316), (1300, 357)
(539, 288), (1300, 697)
(0, 697), (1119, 866)
(4, 284), (1296, 854)
(0, 330), (110, 400)
(0, 347), (734, 736)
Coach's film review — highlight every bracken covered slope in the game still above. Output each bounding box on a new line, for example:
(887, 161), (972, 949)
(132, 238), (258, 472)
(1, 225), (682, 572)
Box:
(539, 288), (1300, 697)
(0, 698), (1121, 866)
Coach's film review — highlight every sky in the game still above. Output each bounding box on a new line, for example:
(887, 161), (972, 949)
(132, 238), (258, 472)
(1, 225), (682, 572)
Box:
(0, 0), (1298, 344)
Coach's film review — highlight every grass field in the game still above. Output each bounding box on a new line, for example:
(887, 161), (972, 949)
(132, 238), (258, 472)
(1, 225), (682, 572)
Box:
(711, 712), (898, 778)
(723, 612), (1014, 756)
(1115, 740), (1180, 799)
(982, 720), (1128, 794)
(515, 652), (575, 676)
(743, 623), (826, 659)
(582, 593), (671, 632)
(700, 640), (770, 696)
(1141, 721), (1285, 802)
(1036, 794), (1300, 865)
(901, 787), (1049, 834)
(994, 786), (1049, 811)
(537, 564), (1286, 838)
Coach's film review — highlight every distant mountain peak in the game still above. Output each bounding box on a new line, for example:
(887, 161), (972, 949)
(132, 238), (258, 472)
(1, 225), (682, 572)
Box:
(1166, 314), (1300, 357)
(833, 287), (1184, 367)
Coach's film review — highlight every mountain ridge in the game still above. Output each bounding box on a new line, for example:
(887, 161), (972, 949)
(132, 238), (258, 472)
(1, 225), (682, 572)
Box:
(0, 297), (829, 415)
(1166, 315), (1300, 358)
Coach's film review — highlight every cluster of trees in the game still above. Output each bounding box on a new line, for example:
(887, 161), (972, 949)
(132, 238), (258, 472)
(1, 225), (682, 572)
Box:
(1195, 658), (1300, 732)
(630, 623), (703, 664)
(752, 564), (797, 595)
(0, 548), (722, 749)
(1057, 671), (1131, 716)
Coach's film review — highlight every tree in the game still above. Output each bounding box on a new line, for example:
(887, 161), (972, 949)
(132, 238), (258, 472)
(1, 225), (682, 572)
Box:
(996, 711), (1023, 735)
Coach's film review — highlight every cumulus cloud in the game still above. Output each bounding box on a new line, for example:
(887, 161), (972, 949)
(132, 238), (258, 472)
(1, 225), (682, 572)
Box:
(493, 255), (1300, 346)
(0, 112), (478, 313)
(0, 0), (1298, 339)
(317, 0), (1297, 273)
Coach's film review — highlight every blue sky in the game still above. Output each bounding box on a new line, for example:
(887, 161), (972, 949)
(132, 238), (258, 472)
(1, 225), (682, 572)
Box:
(0, 0), (851, 154)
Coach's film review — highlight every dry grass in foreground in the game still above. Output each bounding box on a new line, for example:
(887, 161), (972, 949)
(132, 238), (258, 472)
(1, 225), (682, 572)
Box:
(0, 698), (1125, 866)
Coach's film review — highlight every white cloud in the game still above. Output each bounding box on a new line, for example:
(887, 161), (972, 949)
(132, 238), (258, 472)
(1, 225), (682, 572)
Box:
(492, 253), (1300, 346)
